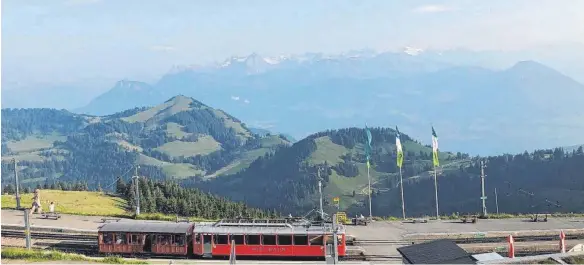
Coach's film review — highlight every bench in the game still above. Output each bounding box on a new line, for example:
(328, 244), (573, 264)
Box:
(41, 212), (61, 220)
(461, 215), (478, 224)
(101, 218), (121, 223)
(411, 218), (428, 224)
(530, 214), (548, 222)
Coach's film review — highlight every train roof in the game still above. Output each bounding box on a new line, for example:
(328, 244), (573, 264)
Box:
(193, 219), (345, 235)
(99, 221), (193, 234)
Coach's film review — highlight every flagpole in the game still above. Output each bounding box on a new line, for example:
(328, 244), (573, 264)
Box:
(367, 163), (372, 219)
(433, 165), (439, 219)
(399, 166), (405, 219)
(431, 126), (440, 220)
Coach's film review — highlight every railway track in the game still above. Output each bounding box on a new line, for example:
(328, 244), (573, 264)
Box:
(351, 233), (584, 245)
(342, 254), (402, 261)
(2, 229), (97, 241)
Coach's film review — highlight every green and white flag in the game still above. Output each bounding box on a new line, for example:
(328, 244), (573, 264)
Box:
(396, 126), (404, 168)
(432, 126), (439, 167)
(365, 126), (372, 169)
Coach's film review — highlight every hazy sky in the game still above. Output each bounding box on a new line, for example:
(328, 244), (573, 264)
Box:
(3, 0), (584, 85)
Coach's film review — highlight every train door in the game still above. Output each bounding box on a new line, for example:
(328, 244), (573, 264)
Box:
(202, 234), (213, 257)
(144, 234), (152, 252)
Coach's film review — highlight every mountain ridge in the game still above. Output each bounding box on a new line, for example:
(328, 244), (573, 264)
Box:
(1, 95), (290, 188)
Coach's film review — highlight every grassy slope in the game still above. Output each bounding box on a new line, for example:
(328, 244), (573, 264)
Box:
(154, 136), (221, 157)
(0, 190), (213, 221)
(213, 135), (289, 177)
(304, 136), (459, 212)
(165, 122), (192, 139)
(2, 135), (67, 162)
(1, 190), (127, 216)
(211, 109), (251, 141)
(122, 96), (193, 123)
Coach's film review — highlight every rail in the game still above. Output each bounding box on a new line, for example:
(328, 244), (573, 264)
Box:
(2, 229), (97, 241)
(351, 233), (584, 245)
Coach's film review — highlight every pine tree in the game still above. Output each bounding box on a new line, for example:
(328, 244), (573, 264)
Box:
(3, 184), (15, 194)
(116, 178), (126, 195)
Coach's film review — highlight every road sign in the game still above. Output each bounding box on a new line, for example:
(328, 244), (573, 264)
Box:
(333, 197), (340, 203)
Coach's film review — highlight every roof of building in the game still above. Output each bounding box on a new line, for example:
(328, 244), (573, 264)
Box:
(472, 252), (505, 262)
(397, 239), (476, 264)
(98, 221), (193, 234)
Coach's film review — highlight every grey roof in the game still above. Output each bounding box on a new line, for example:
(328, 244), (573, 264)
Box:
(193, 223), (345, 235)
(397, 239), (475, 264)
(471, 252), (505, 262)
(99, 221), (192, 234)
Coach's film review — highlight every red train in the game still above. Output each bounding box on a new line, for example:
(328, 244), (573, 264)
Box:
(98, 218), (346, 259)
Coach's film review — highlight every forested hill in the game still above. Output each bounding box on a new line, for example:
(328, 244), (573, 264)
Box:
(371, 147), (584, 217)
(3, 98), (583, 218)
(192, 128), (584, 217)
(1, 95), (290, 189)
(114, 178), (277, 219)
(190, 127), (461, 215)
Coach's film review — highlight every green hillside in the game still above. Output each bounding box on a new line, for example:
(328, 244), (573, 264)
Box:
(1, 95), (290, 188)
(193, 127), (463, 215)
(193, 128), (584, 217)
(4, 96), (583, 218)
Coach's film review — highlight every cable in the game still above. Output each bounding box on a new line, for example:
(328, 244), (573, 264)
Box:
(103, 165), (137, 190)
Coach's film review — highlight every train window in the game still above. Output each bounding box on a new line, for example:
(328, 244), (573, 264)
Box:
(173, 235), (185, 246)
(115, 233), (127, 244)
(262, 235), (276, 245)
(245, 235), (260, 245)
(324, 235), (343, 245)
(293, 235), (308, 245)
(309, 235), (323, 246)
(130, 234), (142, 245)
(277, 235), (292, 245)
(195, 234), (201, 244)
(231, 235), (244, 245)
(214, 234), (229, 245)
(102, 233), (113, 244)
(158, 235), (171, 245)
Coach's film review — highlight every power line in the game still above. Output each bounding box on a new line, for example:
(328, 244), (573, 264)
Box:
(103, 165), (138, 191)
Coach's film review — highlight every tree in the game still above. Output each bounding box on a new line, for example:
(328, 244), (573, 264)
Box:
(116, 178), (126, 195)
(3, 184), (15, 194)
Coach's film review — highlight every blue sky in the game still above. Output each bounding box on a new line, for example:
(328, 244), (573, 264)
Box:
(3, 0), (584, 86)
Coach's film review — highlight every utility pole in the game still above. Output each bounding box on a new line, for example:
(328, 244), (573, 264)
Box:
(332, 213), (339, 264)
(480, 161), (488, 218)
(495, 188), (499, 215)
(133, 166), (140, 216)
(318, 168), (324, 221)
(13, 159), (21, 209)
(24, 208), (31, 249)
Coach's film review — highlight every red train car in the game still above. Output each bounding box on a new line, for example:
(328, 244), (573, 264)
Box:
(98, 222), (193, 256)
(97, 218), (346, 260)
(192, 218), (346, 258)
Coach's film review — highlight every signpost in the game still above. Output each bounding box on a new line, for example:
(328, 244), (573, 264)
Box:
(333, 197), (340, 210)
